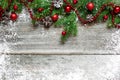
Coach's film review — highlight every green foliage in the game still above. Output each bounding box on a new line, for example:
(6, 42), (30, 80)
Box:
(76, 0), (112, 19)
(0, 0), (9, 8)
(55, 12), (77, 43)
(30, 0), (51, 17)
(106, 14), (114, 28)
(10, 1), (23, 13)
(115, 15), (120, 24)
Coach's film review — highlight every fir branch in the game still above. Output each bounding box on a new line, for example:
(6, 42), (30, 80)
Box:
(60, 12), (78, 44)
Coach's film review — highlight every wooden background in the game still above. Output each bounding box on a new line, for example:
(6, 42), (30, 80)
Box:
(0, 1), (120, 80)
(5, 22), (119, 54)
(0, 0), (120, 54)
(0, 7), (119, 54)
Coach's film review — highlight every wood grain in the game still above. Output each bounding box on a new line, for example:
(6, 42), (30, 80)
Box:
(4, 22), (118, 54)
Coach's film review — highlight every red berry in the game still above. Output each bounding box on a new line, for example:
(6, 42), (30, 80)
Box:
(113, 6), (120, 14)
(86, 2), (94, 11)
(38, 8), (44, 13)
(10, 12), (18, 21)
(62, 31), (67, 36)
(103, 15), (108, 21)
(27, 0), (33, 2)
(64, 5), (72, 13)
(73, 0), (78, 4)
(13, 4), (18, 11)
(51, 14), (59, 22)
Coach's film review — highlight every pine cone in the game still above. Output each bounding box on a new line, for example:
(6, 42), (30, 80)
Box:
(41, 16), (53, 28)
(0, 12), (10, 25)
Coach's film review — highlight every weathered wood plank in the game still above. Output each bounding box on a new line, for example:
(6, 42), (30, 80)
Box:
(6, 23), (118, 54)
(0, 9), (119, 54)
(3, 55), (120, 80)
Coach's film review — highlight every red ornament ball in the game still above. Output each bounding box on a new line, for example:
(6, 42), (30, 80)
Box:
(64, 5), (72, 13)
(86, 2), (94, 11)
(73, 0), (78, 4)
(38, 8), (44, 13)
(113, 6), (120, 14)
(10, 12), (18, 21)
(103, 15), (108, 21)
(51, 14), (59, 22)
(62, 31), (67, 36)
(13, 4), (18, 11)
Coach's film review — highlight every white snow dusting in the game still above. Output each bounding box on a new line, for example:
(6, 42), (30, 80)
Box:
(106, 30), (120, 54)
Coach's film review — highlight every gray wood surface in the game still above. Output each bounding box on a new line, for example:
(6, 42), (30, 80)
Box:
(6, 23), (119, 54)
(0, 9), (119, 54)
(0, 1), (120, 79)
(1, 55), (120, 80)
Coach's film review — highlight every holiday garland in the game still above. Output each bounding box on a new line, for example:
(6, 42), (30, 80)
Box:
(0, 0), (120, 44)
